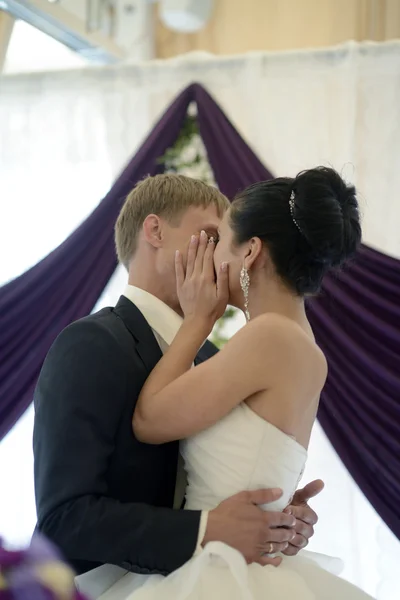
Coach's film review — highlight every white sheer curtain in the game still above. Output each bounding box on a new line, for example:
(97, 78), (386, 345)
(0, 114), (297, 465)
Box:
(1, 41), (400, 598)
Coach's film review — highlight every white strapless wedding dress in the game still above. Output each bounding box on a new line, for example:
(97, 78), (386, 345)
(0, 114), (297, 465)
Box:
(96, 403), (374, 600)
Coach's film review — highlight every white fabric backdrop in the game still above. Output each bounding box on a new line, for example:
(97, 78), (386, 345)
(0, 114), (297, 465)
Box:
(1, 41), (400, 598)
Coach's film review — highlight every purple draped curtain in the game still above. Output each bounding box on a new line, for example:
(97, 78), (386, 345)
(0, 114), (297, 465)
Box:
(307, 246), (400, 538)
(0, 83), (399, 540)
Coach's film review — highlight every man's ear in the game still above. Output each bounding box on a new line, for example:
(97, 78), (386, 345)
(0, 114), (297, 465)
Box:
(142, 214), (163, 248)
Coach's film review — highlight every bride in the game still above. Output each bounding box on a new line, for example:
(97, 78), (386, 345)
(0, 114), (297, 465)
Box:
(104, 167), (373, 599)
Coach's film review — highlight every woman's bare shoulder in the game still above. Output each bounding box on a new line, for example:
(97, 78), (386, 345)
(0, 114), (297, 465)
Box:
(221, 313), (327, 387)
(224, 313), (313, 348)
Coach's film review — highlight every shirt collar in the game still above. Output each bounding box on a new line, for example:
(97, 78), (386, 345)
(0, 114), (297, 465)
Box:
(123, 285), (183, 346)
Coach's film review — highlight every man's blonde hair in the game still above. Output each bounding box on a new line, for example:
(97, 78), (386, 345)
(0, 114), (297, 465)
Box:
(115, 174), (229, 269)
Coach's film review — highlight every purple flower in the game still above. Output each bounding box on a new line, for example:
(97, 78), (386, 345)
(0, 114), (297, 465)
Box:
(0, 536), (90, 600)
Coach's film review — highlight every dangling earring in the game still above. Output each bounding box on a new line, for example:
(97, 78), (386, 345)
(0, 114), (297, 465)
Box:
(240, 266), (250, 322)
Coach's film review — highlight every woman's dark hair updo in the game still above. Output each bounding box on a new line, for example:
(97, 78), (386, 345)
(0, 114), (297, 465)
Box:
(230, 166), (361, 296)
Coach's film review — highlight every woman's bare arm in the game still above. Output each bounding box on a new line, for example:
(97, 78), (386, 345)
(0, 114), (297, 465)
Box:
(133, 314), (324, 444)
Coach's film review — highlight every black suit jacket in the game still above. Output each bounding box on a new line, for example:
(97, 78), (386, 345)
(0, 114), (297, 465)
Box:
(33, 296), (218, 576)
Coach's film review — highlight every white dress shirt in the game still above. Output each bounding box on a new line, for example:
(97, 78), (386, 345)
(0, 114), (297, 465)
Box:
(123, 285), (208, 554)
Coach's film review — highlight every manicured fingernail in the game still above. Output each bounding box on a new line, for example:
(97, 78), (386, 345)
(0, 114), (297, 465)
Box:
(221, 262), (228, 271)
(200, 230), (207, 240)
(283, 543), (288, 549)
(175, 250), (179, 259)
(191, 235), (197, 243)
(208, 236), (215, 244)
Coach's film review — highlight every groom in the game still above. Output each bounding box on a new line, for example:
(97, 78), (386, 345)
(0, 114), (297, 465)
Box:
(33, 174), (322, 591)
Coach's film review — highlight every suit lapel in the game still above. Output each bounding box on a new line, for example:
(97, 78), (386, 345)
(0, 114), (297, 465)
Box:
(195, 339), (219, 366)
(113, 296), (162, 372)
(114, 295), (219, 370)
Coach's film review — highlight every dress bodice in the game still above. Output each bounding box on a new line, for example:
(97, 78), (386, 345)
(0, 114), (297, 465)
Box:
(181, 403), (307, 512)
